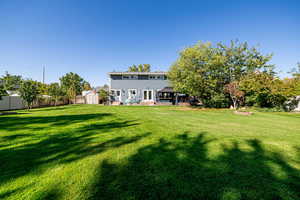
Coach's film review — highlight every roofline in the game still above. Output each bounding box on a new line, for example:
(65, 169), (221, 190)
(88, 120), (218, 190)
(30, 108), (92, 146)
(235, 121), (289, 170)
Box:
(108, 72), (167, 75)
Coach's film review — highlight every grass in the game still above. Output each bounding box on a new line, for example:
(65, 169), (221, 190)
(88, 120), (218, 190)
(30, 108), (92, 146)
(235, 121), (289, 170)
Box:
(0, 105), (299, 200)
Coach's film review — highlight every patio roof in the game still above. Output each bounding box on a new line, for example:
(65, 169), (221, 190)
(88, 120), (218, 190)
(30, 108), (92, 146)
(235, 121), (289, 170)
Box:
(158, 87), (174, 93)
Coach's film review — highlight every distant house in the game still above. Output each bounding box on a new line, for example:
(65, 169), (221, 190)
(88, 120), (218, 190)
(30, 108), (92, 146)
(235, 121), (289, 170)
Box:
(108, 72), (188, 105)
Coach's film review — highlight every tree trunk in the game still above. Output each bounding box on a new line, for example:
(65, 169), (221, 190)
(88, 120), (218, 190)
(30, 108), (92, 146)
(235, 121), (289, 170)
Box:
(232, 97), (237, 110)
(233, 101), (237, 110)
(28, 102), (32, 110)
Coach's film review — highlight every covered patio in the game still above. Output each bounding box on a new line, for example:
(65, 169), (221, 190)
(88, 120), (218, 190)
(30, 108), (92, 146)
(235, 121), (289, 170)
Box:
(157, 87), (189, 105)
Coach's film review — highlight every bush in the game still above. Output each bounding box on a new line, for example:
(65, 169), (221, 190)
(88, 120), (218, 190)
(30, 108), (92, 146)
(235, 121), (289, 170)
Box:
(202, 94), (230, 108)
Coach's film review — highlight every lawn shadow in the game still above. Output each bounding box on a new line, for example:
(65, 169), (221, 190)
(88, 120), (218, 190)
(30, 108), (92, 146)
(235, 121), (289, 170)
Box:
(79, 121), (140, 133)
(0, 112), (30, 116)
(0, 113), (113, 132)
(1, 133), (35, 140)
(91, 133), (300, 200)
(28, 105), (82, 113)
(0, 114), (145, 186)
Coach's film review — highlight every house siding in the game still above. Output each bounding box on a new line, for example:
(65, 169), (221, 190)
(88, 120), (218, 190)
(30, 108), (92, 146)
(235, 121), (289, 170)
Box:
(109, 78), (170, 103)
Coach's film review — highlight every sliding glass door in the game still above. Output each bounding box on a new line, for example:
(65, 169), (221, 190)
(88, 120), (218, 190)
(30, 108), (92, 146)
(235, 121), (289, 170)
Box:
(143, 90), (153, 101)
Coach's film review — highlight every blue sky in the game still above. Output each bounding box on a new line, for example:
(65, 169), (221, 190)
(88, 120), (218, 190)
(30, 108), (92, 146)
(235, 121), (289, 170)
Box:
(0, 0), (299, 86)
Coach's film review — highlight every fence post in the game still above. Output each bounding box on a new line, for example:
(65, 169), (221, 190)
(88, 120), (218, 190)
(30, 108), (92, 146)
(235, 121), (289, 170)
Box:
(9, 96), (11, 110)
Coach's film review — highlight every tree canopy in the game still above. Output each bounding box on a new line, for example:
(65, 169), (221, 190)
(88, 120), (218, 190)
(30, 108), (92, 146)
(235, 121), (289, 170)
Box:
(239, 72), (287, 107)
(128, 64), (151, 72)
(19, 80), (39, 109)
(1, 71), (22, 91)
(59, 72), (85, 103)
(82, 81), (92, 90)
(168, 41), (274, 107)
(48, 83), (64, 106)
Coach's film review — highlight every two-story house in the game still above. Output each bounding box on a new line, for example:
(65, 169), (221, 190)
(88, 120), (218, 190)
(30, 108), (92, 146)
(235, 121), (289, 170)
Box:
(108, 72), (181, 105)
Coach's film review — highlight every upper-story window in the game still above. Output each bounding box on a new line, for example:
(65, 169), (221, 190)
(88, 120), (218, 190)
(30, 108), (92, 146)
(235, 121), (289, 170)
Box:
(156, 75), (164, 80)
(149, 75), (166, 80)
(110, 74), (167, 80)
(123, 75), (138, 80)
(110, 75), (122, 80)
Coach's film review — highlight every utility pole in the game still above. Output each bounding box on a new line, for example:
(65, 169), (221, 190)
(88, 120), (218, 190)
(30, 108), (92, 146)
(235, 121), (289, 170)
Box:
(42, 66), (45, 84)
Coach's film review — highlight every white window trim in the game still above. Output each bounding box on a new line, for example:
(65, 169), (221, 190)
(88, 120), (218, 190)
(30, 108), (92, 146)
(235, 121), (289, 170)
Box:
(142, 89), (154, 101)
(128, 89), (137, 99)
(111, 89), (121, 101)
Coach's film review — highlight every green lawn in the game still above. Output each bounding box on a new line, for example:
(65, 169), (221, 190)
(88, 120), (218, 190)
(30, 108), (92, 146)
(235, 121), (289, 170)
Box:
(0, 105), (299, 200)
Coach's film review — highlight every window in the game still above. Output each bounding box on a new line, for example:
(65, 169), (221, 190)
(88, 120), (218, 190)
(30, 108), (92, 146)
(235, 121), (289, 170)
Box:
(138, 75), (149, 80)
(111, 90), (121, 96)
(122, 75), (138, 80)
(143, 90), (153, 101)
(156, 75), (164, 80)
(110, 75), (122, 80)
(130, 75), (138, 79)
(149, 75), (165, 80)
(111, 89), (121, 101)
(128, 89), (137, 99)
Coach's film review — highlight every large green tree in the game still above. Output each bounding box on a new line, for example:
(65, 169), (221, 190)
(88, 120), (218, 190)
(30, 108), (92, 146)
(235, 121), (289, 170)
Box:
(288, 63), (300, 95)
(168, 41), (274, 107)
(239, 72), (288, 108)
(60, 72), (84, 104)
(82, 81), (92, 90)
(19, 80), (39, 109)
(36, 82), (49, 95)
(1, 71), (22, 91)
(48, 83), (64, 106)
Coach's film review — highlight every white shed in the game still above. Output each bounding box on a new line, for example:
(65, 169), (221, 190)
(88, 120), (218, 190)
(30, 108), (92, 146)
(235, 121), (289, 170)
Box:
(285, 96), (300, 112)
(83, 90), (99, 104)
(293, 96), (300, 112)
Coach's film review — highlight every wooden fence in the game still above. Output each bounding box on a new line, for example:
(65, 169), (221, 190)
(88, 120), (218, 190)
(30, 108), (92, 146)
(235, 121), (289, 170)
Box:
(0, 96), (68, 111)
